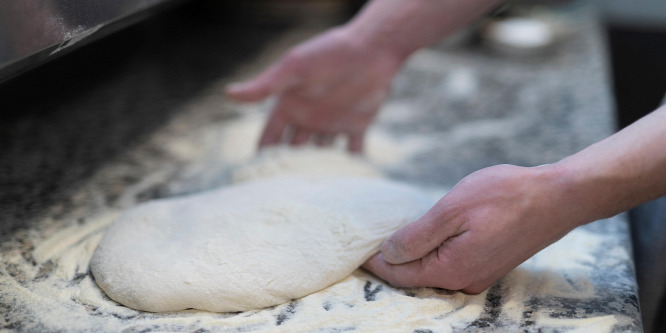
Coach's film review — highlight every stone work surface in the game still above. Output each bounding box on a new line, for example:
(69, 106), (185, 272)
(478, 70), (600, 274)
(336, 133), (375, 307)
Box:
(0, 3), (642, 333)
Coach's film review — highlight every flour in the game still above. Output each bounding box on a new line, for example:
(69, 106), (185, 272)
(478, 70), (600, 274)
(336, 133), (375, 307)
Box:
(32, 213), (116, 280)
(0, 16), (635, 330)
(0, 129), (630, 331)
(231, 146), (381, 183)
(0, 158), (630, 333)
(1, 209), (488, 332)
(0, 105), (630, 331)
(171, 103), (423, 177)
(1, 209), (626, 332)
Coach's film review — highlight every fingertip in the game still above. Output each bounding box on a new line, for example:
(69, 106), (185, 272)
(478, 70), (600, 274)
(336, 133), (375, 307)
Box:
(361, 252), (383, 271)
(258, 133), (282, 149)
(381, 219), (431, 265)
(314, 133), (335, 147)
(258, 113), (288, 149)
(224, 81), (245, 96)
(380, 216), (442, 265)
(380, 237), (408, 265)
(225, 81), (271, 102)
(225, 82), (244, 93)
(363, 253), (426, 289)
(289, 128), (311, 146)
(226, 62), (288, 102)
(361, 253), (397, 286)
(257, 139), (278, 150)
(347, 132), (365, 154)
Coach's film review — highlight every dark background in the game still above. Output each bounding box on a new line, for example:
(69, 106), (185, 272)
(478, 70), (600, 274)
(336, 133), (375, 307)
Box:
(1, 0), (664, 233)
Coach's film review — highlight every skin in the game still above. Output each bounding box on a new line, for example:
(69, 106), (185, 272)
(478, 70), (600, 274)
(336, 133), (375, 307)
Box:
(364, 105), (666, 293)
(225, 0), (503, 152)
(227, 0), (666, 294)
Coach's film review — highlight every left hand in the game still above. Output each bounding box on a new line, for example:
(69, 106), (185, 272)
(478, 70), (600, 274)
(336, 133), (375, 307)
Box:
(363, 164), (581, 294)
(225, 27), (403, 153)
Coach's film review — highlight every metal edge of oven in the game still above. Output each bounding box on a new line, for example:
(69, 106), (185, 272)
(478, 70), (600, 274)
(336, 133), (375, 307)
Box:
(0, 0), (188, 84)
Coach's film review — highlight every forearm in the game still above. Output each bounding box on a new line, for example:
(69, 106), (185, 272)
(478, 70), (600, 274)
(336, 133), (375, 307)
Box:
(551, 105), (666, 225)
(341, 0), (504, 60)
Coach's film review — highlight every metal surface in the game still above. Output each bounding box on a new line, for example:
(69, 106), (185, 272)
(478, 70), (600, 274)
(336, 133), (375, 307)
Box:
(0, 0), (182, 82)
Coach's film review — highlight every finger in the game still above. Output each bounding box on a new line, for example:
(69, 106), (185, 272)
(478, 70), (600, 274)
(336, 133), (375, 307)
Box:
(462, 278), (495, 295)
(347, 131), (365, 154)
(381, 200), (465, 265)
(315, 133), (336, 147)
(225, 63), (294, 102)
(258, 112), (289, 149)
(365, 247), (474, 291)
(290, 127), (311, 146)
(362, 253), (427, 289)
(460, 257), (517, 295)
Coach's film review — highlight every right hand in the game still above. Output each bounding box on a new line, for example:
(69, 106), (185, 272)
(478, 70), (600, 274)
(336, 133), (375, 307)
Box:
(225, 27), (404, 153)
(363, 164), (583, 294)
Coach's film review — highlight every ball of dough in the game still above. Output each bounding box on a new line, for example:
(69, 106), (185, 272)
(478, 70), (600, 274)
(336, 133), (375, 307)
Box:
(90, 177), (433, 312)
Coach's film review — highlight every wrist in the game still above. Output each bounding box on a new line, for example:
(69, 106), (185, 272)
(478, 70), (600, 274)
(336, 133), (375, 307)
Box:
(341, 0), (504, 62)
(340, 21), (418, 62)
(332, 24), (411, 69)
(538, 161), (618, 228)
(515, 163), (589, 231)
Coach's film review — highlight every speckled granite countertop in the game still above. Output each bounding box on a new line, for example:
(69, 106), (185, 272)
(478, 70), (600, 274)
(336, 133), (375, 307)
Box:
(0, 2), (642, 332)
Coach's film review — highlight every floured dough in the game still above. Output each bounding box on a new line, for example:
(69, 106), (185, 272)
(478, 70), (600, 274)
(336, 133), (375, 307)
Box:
(90, 176), (433, 312)
(231, 146), (381, 183)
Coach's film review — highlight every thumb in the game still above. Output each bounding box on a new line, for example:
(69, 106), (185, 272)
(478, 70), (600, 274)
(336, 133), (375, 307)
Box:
(381, 201), (462, 264)
(225, 63), (290, 102)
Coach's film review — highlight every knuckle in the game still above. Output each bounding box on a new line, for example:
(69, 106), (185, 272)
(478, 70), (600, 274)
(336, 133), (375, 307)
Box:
(411, 253), (453, 290)
(429, 250), (474, 290)
(390, 270), (421, 289)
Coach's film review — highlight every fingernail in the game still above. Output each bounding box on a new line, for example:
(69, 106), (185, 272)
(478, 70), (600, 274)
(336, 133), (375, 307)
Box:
(380, 240), (396, 258)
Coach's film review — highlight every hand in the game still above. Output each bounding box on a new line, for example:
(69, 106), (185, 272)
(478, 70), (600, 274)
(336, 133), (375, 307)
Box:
(363, 164), (581, 294)
(225, 27), (404, 153)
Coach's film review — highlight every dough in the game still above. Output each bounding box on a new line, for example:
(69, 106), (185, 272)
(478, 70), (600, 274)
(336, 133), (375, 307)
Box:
(90, 176), (432, 312)
(231, 146), (381, 183)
